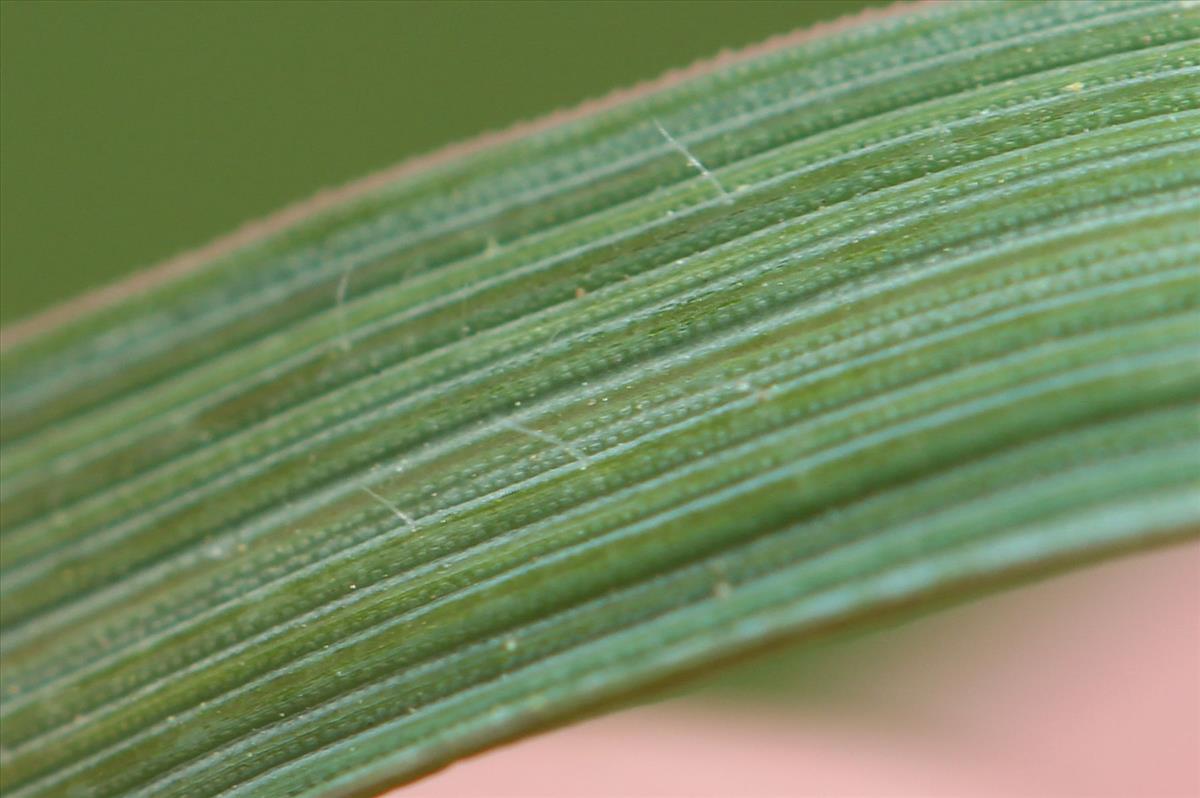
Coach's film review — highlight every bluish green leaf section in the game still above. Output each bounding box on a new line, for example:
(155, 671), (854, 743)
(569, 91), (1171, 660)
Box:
(1, 2), (1197, 797)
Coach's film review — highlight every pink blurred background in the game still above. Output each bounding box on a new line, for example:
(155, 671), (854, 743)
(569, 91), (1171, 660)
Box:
(398, 541), (1199, 797)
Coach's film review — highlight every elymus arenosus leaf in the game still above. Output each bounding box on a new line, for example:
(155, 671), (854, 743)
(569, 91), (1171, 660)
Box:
(1, 2), (1198, 797)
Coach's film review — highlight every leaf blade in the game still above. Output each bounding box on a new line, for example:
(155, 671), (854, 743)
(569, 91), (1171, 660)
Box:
(1, 2), (1198, 797)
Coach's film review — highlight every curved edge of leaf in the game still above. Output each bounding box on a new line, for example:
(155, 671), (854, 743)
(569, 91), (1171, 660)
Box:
(369, 516), (1195, 798)
(1, 2), (1198, 797)
(0, 1), (928, 356)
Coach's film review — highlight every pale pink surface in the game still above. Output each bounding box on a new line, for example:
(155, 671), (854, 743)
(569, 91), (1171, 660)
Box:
(395, 542), (1200, 797)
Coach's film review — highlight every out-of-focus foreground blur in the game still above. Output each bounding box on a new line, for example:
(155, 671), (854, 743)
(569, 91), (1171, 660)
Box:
(403, 542), (1200, 797)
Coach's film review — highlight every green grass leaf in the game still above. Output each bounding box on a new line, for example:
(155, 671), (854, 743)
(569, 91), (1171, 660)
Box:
(1, 2), (1198, 796)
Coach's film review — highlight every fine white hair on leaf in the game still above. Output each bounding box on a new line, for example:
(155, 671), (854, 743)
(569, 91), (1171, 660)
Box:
(333, 263), (359, 352)
(359, 485), (416, 530)
(500, 418), (591, 469)
(653, 119), (732, 204)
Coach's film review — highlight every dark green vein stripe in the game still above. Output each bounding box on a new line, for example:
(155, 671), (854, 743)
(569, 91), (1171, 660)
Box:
(10, 350), (1197, 797)
(4, 112), (1195, 624)
(3, 54), (1198, 531)
(0, 2), (1185, 445)
(1, 4), (1197, 797)
(2, 158), (1200, 696)
(3, 197), (1196, 727)
(4, 296), (1198, 789)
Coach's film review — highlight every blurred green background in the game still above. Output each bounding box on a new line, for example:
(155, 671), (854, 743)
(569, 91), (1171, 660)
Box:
(0, 0), (875, 323)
